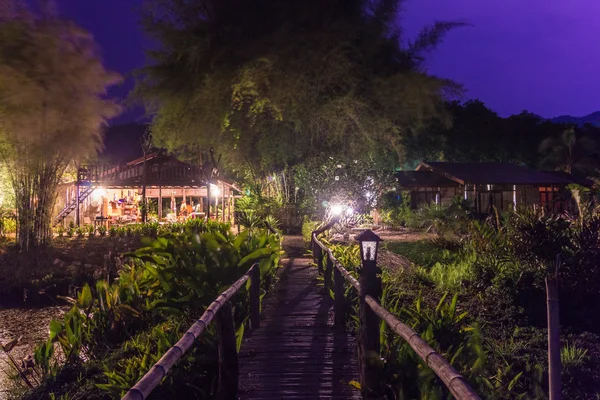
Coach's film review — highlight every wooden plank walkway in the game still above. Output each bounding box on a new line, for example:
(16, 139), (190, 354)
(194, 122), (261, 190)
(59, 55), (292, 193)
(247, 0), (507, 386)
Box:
(238, 246), (361, 399)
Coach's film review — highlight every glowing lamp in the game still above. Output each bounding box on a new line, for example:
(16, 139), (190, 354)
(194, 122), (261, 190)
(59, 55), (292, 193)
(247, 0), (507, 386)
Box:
(211, 184), (220, 197)
(93, 187), (107, 201)
(356, 229), (382, 263)
(331, 204), (343, 216)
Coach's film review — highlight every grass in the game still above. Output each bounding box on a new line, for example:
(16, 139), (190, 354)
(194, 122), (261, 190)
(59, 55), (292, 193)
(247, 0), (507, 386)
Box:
(384, 240), (453, 268)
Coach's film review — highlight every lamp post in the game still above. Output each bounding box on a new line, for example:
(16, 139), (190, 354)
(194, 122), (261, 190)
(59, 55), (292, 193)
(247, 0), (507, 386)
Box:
(355, 229), (383, 398)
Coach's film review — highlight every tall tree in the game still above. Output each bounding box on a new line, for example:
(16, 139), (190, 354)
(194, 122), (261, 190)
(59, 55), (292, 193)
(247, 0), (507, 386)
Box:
(135, 0), (461, 181)
(0, 4), (121, 250)
(539, 127), (597, 175)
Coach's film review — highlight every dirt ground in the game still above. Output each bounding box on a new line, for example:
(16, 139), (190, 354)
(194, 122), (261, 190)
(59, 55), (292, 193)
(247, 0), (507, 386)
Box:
(0, 237), (140, 397)
(0, 306), (69, 397)
(375, 228), (436, 242)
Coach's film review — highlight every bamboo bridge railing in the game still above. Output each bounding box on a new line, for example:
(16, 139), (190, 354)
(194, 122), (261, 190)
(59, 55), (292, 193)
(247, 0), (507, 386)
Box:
(121, 263), (261, 400)
(311, 223), (481, 400)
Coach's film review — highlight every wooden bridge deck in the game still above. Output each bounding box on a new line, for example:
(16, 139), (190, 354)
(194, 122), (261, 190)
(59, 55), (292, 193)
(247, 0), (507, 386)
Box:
(238, 253), (361, 399)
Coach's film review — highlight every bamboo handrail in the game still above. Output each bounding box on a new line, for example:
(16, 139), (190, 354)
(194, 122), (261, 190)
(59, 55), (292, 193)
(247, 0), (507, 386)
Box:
(311, 232), (360, 291)
(311, 232), (481, 400)
(365, 295), (481, 400)
(122, 263), (259, 400)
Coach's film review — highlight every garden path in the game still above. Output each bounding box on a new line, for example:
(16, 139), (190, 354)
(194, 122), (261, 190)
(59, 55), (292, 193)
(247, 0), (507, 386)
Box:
(237, 236), (361, 399)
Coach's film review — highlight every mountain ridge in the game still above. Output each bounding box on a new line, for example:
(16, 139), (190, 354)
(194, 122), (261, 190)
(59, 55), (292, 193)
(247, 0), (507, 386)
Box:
(549, 111), (600, 127)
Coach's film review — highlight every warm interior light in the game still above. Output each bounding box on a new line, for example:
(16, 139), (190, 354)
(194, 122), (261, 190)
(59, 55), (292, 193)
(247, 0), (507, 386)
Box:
(93, 187), (107, 201)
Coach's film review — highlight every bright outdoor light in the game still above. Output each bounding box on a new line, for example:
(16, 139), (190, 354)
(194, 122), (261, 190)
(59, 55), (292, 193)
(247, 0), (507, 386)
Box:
(211, 184), (220, 197)
(346, 207), (354, 216)
(92, 187), (107, 201)
(331, 204), (344, 216)
(356, 229), (383, 263)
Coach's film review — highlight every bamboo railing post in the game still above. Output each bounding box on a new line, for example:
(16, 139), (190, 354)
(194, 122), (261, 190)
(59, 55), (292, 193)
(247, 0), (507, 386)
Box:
(546, 256), (561, 400)
(250, 265), (261, 330)
(215, 301), (238, 400)
(317, 245), (324, 274)
(333, 263), (346, 327)
(358, 257), (383, 398)
(325, 255), (333, 289)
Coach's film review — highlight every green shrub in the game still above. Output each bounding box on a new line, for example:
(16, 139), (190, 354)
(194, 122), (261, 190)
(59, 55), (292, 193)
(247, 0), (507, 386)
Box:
(0, 211), (16, 237)
(561, 343), (588, 369)
(301, 218), (320, 245)
(23, 226), (282, 399)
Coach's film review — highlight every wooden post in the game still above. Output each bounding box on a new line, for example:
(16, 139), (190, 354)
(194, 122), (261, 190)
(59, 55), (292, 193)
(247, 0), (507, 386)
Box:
(250, 265), (261, 330)
(75, 183), (80, 227)
(325, 256), (333, 289)
(207, 184), (211, 220)
(334, 264), (346, 327)
(158, 185), (162, 220)
(221, 183), (225, 222)
(215, 301), (238, 400)
(547, 256), (561, 400)
(316, 245), (323, 274)
(358, 257), (383, 398)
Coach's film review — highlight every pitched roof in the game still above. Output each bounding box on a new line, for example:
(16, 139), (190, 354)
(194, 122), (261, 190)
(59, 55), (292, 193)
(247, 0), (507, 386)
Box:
(542, 171), (594, 187)
(417, 162), (571, 185)
(395, 171), (459, 187)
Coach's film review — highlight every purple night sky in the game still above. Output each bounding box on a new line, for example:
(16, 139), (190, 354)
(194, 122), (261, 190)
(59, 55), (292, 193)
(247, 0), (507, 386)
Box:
(57, 0), (600, 123)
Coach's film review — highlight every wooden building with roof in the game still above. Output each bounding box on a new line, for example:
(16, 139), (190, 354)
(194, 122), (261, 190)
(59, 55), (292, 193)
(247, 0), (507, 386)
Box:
(54, 153), (241, 227)
(396, 161), (582, 213)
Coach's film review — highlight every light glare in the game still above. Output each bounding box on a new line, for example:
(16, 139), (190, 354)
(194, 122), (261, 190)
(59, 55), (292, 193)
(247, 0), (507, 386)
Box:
(331, 205), (343, 216)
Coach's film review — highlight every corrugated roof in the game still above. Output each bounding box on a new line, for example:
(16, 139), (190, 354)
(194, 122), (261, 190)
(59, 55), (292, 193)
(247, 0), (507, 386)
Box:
(395, 171), (459, 187)
(418, 162), (571, 185)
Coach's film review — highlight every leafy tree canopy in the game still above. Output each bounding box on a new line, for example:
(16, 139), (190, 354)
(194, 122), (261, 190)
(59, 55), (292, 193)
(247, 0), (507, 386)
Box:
(136, 0), (463, 178)
(0, 2), (121, 249)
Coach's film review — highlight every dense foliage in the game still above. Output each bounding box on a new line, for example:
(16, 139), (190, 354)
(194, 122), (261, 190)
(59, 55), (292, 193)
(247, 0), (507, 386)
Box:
(404, 100), (600, 176)
(316, 200), (600, 398)
(5, 223), (281, 399)
(0, 3), (121, 250)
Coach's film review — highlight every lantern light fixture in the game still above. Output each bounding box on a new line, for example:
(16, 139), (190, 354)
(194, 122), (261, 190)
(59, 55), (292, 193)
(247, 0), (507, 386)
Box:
(355, 229), (383, 263)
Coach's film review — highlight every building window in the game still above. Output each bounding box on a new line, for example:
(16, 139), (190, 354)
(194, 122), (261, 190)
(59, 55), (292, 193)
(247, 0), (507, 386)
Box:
(539, 186), (560, 212)
(411, 191), (440, 208)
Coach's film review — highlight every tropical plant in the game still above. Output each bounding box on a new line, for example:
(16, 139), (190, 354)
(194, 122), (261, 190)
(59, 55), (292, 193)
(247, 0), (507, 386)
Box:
(561, 343), (588, 369)
(539, 127), (597, 175)
(136, 0), (462, 200)
(23, 225), (281, 398)
(0, 3), (121, 250)
(75, 226), (84, 238)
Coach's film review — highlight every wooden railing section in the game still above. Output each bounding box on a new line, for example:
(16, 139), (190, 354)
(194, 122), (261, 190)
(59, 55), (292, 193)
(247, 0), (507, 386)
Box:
(311, 224), (481, 400)
(77, 162), (205, 187)
(121, 263), (261, 400)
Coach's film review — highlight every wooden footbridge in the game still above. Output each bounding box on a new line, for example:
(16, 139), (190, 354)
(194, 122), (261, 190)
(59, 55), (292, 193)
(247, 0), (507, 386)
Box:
(121, 232), (480, 400)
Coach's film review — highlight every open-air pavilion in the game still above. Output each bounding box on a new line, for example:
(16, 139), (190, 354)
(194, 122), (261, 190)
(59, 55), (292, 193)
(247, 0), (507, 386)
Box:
(54, 153), (241, 227)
